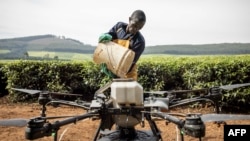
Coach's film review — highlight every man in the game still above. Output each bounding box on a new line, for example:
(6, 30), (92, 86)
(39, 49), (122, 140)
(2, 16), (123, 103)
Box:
(98, 10), (146, 80)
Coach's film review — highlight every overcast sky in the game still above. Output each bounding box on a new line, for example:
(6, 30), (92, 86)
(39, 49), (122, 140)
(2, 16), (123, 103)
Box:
(0, 0), (249, 46)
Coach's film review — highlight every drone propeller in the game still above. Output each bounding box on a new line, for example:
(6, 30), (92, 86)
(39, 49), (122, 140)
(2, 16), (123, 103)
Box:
(200, 113), (250, 122)
(11, 88), (41, 95)
(11, 88), (82, 96)
(0, 118), (28, 127)
(219, 83), (250, 91)
(144, 83), (250, 95)
(49, 92), (82, 96)
(0, 115), (77, 127)
(172, 113), (250, 122)
(144, 89), (207, 95)
(151, 112), (250, 124)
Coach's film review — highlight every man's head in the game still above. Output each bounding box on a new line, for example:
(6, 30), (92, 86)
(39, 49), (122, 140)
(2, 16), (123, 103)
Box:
(127, 10), (146, 34)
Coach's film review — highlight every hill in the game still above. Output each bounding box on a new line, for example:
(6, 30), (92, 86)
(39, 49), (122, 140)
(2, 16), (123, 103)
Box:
(0, 35), (250, 60)
(0, 34), (95, 59)
(145, 43), (250, 55)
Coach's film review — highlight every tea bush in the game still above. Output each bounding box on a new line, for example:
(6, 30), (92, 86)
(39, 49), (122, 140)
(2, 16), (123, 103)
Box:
(1, 55), (250, 105)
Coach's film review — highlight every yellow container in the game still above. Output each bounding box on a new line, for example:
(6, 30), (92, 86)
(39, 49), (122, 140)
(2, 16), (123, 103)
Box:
(93, 41), (135, 78)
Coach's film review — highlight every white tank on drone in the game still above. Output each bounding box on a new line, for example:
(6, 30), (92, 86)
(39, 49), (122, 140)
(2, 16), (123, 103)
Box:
(111, 78), (143, 107)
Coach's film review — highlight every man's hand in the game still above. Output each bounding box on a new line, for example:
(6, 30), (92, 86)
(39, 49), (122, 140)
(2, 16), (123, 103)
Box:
(98, 33), (112, 43)
(100, 63), (116, 78)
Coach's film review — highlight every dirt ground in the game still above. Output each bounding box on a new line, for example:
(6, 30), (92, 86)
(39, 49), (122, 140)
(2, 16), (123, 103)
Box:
(0, 96), (250, 141)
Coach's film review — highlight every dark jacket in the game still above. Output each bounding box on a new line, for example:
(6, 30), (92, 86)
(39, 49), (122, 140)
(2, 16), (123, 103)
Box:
(107, 22), (145, 72)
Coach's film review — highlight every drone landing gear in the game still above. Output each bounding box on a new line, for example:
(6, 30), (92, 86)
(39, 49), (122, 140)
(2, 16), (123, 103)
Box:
(95, 115), (162, 141)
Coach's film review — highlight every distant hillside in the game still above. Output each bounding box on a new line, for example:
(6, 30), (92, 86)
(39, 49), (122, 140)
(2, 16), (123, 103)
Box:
(0, 34), (95, 52)
(145, 43), (250, 55)
(0, 34), (250, 60)
(0, 34), (96, 59)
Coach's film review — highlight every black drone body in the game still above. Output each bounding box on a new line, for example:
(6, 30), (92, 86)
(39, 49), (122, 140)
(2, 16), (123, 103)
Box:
(1, 79), (250, 141)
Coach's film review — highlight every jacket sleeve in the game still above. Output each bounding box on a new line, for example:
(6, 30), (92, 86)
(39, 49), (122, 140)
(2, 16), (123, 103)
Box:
(106, 22), (123, 39)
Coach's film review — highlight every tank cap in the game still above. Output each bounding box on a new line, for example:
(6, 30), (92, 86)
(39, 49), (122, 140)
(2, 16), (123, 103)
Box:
(112, 78), (134, 82)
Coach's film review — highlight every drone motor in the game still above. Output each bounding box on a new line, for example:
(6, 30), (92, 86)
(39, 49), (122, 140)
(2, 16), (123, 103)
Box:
(183, 114), (206, 138)
(25, 118), (51, 140)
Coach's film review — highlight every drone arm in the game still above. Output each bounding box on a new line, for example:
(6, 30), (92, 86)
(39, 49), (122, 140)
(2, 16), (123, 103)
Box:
(25, 111), (98, 140)
(49, 100), (90, 110)
(169, 98), (215, 109)
(153, 112), (184, 127)
(53, 111), (98, 127)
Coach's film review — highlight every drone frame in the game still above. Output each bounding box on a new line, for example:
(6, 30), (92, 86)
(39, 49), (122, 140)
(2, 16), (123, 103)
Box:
(1, 82), (250, 141)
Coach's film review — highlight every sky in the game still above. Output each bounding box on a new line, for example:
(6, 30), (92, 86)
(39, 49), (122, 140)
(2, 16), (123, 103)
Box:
(0, 0), (249, 46)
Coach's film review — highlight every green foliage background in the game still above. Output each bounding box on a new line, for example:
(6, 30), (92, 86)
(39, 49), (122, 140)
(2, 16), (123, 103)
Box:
(0, 55), (250, 106)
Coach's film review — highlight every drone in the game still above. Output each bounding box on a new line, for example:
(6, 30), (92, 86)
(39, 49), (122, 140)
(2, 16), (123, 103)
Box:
(1, 78), (250, 141)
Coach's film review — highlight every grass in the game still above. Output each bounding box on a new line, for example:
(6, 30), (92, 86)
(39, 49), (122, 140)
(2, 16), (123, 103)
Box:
(28, 51), (93, 61)
(1, 52), (249, 63)
(0, 49), (11, 54)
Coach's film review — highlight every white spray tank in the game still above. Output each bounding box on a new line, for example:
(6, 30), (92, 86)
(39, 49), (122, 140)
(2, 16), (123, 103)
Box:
(110, 78), (144, 128)
(111, 78), (143, 108)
